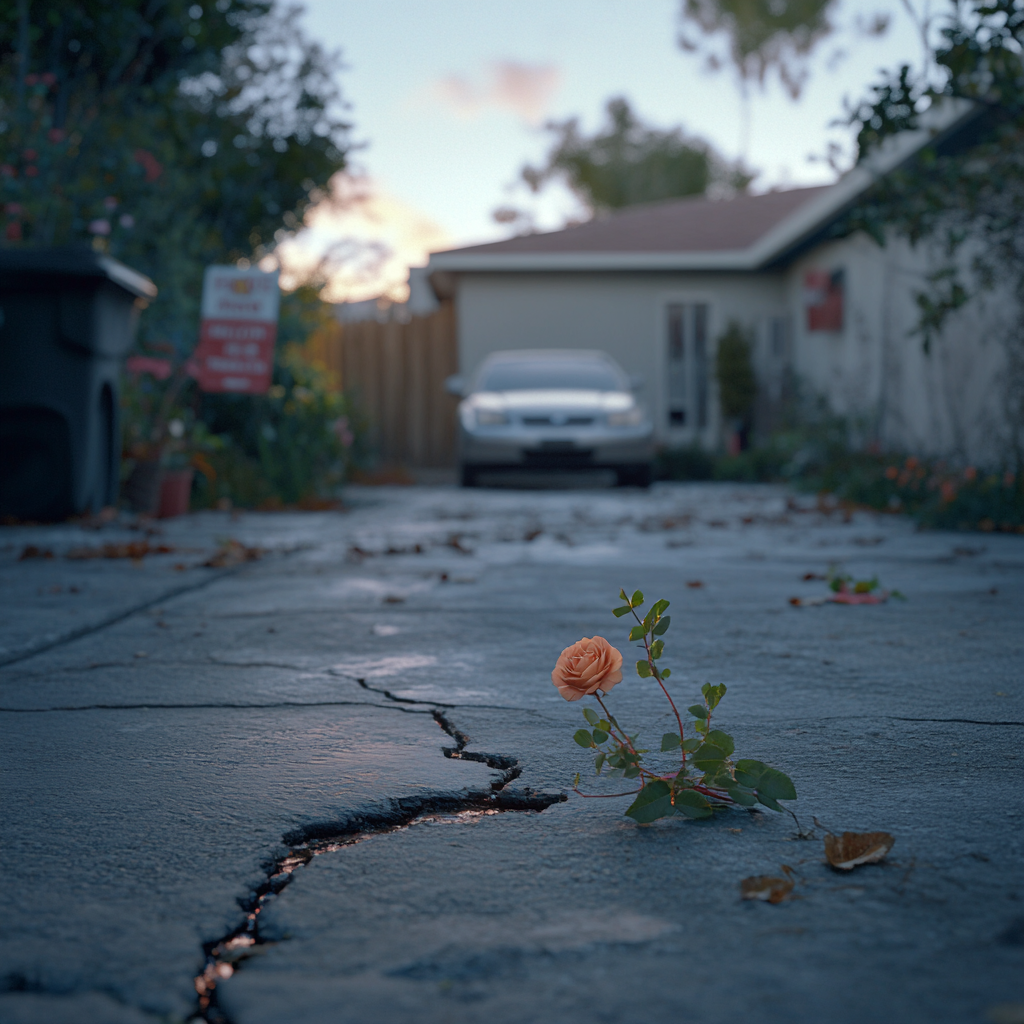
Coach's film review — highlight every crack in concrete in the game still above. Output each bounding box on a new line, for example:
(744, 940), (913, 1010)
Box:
(355, 676), (455, 708)
(0, 566), (251, 669)
(0, 700), (427, 714)
(188, 713), (564, 1024)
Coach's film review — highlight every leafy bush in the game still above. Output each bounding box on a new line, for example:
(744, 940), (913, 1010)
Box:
(657, 415), (1024, 533)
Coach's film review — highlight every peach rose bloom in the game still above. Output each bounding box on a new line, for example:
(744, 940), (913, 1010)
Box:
(551, 636), (623, 701)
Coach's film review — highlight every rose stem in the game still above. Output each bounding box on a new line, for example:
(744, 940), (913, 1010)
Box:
(628, 604), (686, 765)
(594, 694), (637, 755)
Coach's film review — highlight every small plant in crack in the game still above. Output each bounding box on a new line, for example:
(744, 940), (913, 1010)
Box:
(553, 589), (798, 825)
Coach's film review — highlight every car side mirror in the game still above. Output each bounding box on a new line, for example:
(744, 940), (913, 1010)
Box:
(444, 374), (465, 397)
(629, 374), (645, 391)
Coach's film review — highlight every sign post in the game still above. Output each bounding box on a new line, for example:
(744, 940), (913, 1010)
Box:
(192, 265), (280, 393)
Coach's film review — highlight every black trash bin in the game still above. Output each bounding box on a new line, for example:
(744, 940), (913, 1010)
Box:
(0, 248), (157, 520)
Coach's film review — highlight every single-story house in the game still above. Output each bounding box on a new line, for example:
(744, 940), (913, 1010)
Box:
(427, 100), (1010, 464)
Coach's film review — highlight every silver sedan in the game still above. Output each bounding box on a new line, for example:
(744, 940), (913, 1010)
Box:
(447, 350), (654, 487)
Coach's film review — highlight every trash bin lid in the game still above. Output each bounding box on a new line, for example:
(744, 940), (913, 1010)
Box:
(0, 247), (157, 300)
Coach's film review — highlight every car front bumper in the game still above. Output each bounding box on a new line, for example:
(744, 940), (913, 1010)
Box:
(459, 426), (654, 468)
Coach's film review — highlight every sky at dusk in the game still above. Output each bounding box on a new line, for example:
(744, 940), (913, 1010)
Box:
(284, 0), (934, 301)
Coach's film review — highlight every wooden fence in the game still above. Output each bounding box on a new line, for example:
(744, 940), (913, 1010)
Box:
(305, 301), (459, 468)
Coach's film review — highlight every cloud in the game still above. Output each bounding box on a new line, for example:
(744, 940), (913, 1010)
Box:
(431, 60), (560, 124)
(271, 175), (452, 303)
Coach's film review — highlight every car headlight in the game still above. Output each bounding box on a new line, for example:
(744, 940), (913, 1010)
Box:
(607, 408), (643, 427)
(475, 409), (510, 426)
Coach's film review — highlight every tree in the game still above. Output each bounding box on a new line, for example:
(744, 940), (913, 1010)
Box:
(842, 0), (1024, 462)
(0, 1), (350, 354)
(507, 96), (751, 223)
(678, 0), (838, 99)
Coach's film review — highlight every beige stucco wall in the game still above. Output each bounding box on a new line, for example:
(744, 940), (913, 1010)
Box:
(450, 233), (1010, 462)
(455, 271), (788, 447)
(784, 231), (1009, 463)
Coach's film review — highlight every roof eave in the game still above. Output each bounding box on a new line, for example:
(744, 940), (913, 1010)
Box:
(427, 98), (982, 279)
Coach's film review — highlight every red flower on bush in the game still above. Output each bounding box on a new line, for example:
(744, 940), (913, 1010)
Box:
(5, 222), (23, 241)
(24, 165), (39, 178)
(47, 128), (65, 144)
(23, 149), (37, 161)
(0, 164), (15, 177)
(134, 149), (163, 182)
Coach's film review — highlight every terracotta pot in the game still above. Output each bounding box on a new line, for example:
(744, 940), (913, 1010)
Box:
(158, 468), (194, 518)
(124, 459), (162, 514)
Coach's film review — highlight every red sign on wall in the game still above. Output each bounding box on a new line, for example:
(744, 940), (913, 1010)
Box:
(192, 266), (280, 393)
(804, 269), (844, 332)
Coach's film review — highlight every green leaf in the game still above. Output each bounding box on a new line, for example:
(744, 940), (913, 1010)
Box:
(642, 607), (657, 631)
(619, 588), (629, 602)
(660, 667), (671, 677)
(735, 759), (768, 775)
(681, 737), (701, 753)
(573, 729), (593, 748)
(701, 683), (711, 697)
(687, 704), (708, 719)
(651, 598), (670, 617)
(725, 786), (757, 807)
(583, 707), (600, 726)
(624, 780), (673, 823)
(594, 752), (606, 774)
(652, 615), (671, 636)
(661, 732), (681, 751)
(650, 639), (664, 660)
(591, 729), (609, 744)
(705, 684), (727, 709)
(671, 788), (713, 819)
(630, 590), (644, 607)
(756, 793), (783, 812)
(691, 743), (728, 768)
(623, 765), (641, 779)
(755, 767), (797, 802)
(636, 659), (652, 678)
(628, 625), (646, 642)
(705, 730), (735, 757)
(573, 772), (581, 787)
(612, 605), (632, 617)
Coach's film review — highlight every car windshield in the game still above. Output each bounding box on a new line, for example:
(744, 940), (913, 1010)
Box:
(477, 360), (623, 392)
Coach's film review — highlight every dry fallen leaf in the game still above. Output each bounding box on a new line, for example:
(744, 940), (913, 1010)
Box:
(202, 540), (263, 568)
(686, 580), (704, 589)
(18, 545), (54, 561)
(824, 831), (895, 870)
(740, 872), (795, 903)
(67, 542), (174, 560)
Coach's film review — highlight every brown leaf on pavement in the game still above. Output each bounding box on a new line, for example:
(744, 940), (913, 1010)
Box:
(202, 540), (263, 568)
(824, 831), (895, 870)
(686, 580), (704, 588)
(67, 542), (174, 560)
(18, 545), (54, 560)
(740, 873), (795, 903)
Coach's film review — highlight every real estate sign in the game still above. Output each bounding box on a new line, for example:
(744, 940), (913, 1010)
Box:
(192, 266), (280, 393)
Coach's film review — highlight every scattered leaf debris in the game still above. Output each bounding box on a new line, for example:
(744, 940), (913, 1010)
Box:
(686, 580), (704, 589)
(740, 868), (796, 903)
(202, 540), (263, 568)
(67, 542), (175, 561)
(18, 545), (54, 561)
(824, 831), (895, 870)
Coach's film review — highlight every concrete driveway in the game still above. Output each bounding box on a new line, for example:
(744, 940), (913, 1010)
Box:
(2, 482), (1022, 1023)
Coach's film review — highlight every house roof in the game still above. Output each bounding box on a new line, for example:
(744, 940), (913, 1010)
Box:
(428, 98), (981, 282)
(442, 186), (831, 259)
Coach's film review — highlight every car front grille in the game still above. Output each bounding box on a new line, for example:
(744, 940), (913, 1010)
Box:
(521, 415), (595, 426)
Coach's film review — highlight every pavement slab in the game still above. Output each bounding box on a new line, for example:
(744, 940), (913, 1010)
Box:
(2, 483), (1022, 1023)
